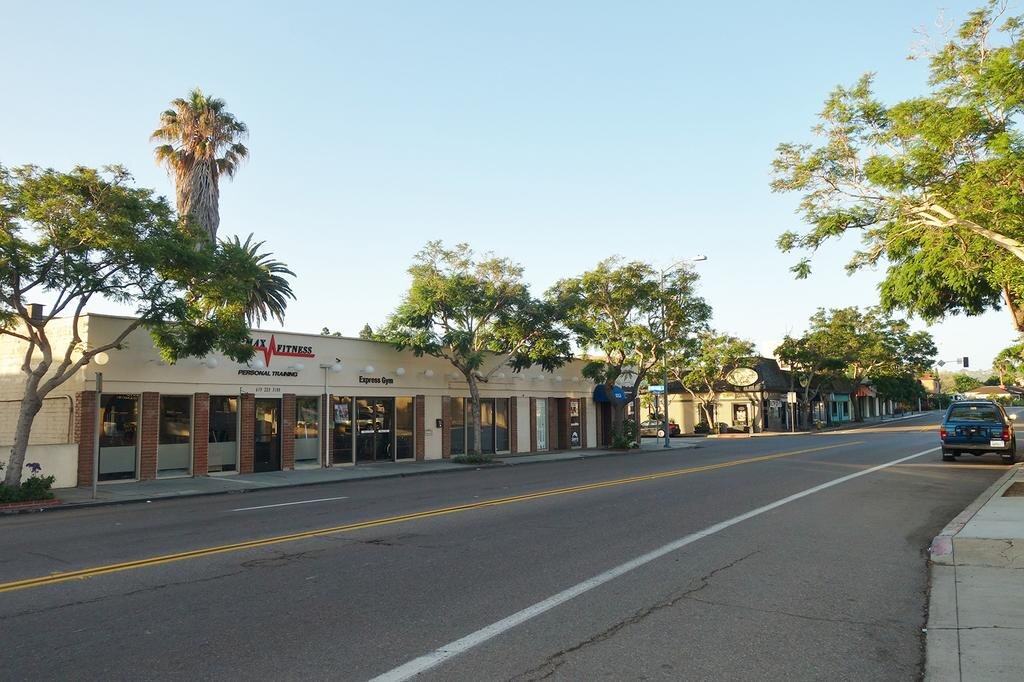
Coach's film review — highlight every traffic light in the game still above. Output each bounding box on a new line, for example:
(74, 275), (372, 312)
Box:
(963, 356), (969, 368)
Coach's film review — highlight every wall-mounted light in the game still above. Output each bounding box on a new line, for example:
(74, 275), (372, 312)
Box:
(94, 352), (110, 366)
(572, 376), (581, 383)
(201, 357), (219, 369)
(555, 375), (563, 383)
(451, 371), (462, 380)
(319, 361), (343, 373)
(395, 367), (406, 376)
(497, 372), (506, 379)
(422, 369), (435, 378)
(289, 362), (305, 372)
(249, 357), (266, 370)
(362, 364), (375, 373)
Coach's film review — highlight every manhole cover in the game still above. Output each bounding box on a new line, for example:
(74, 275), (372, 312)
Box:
(1002, 482), (1024, 497)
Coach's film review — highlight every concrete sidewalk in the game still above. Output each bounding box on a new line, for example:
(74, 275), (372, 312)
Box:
(38, 438), (701, 512)
(926, 463), (1024, 681)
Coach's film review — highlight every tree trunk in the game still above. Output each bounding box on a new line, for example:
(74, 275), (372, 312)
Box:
(700, 401), (715, 433)
(803, 383), (814, 431)
(5, 387), (43, 487)
(850, 392), (861, 422)
(467, 373), (483, 457)
(611, 401), (625, 442)
(1003, 286), (1024, 333)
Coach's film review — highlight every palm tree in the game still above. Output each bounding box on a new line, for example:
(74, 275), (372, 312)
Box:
(151, 88), (248, 241)
(220, 234), (296, 326)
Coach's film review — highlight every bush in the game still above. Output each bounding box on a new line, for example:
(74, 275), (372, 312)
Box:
(452, 453), (495, 465)
(612, 418), (639, 449)
(0, 462), (56, 503)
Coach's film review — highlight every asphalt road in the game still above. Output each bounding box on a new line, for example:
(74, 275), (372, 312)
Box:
(0, 414), (1009, 680)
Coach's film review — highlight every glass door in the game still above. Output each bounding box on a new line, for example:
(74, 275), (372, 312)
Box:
(253, 398), (281, 472)
(356, 397), (394, 462)
(332, 396), (354, 464)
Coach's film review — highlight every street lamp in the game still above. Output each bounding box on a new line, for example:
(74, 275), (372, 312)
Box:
(660, 255), (708, 448)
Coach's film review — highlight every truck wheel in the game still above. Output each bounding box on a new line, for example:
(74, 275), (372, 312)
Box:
(657, 429), (666, 438)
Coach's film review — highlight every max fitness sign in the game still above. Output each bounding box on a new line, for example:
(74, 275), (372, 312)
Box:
(237, 335), (316, 377)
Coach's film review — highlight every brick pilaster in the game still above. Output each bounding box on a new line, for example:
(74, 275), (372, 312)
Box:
(441, 395), (451, 459)
(193, 393), (210, 477)
(509, 397), (518, 453)
(282, 393), (296, 470)
(579, 398), (588, 448)
(415, 395), (425, 461)
(75, 391), (97, 487)
(240, 393), (255, 474)
(139, 391), (160, 480)
(529, 397), (538, 451)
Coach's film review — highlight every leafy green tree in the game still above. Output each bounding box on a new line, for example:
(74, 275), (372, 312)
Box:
(674, 331), (757, 432)
(984, 375), (1001, 385)
(1, 164), (287, 485)
(151, 88), (248, 242)
(953, 373), (983, 393)
(773, 1), (1024, 333)
(871, 374), (927, 407)
(380, 241), (570, 457)
(807, 307), (936, 420)
(321, 327), (343, 337)
(359, 324), (374, 340)
(549, 257), (711, 439)
(994, 339), (1024, 385)
(775, 331), (847, 429)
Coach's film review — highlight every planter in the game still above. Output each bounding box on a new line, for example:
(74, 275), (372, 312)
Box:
(0, 498), (61, 513)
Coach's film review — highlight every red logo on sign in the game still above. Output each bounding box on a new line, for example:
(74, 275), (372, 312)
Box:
(253, 335), (315, 367)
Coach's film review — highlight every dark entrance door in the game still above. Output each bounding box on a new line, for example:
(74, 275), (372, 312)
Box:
(355, 397), (394, 462)
(254, 398), (281, 472)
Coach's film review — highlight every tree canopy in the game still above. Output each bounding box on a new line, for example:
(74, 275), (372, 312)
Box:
(1, 164), (286, 484)
(773, 1), (1024, 332)
(380, 241), (570, 456)
(549, 257), (711, 434)
(675, 330), (757, 431)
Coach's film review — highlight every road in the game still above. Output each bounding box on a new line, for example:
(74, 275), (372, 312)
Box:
(0, 414), (1008, 680)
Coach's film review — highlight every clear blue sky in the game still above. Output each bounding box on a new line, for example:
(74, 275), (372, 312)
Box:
(1, 0), (1011, 370)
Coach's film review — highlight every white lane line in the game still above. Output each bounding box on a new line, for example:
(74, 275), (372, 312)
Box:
(229, 496), (349, 512)
(370, 447), (939, 682)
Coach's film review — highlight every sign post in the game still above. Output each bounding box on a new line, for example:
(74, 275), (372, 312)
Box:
(787, 391), (797, 433)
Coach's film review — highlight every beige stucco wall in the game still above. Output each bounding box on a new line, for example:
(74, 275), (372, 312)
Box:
(423, 395), (444, 460)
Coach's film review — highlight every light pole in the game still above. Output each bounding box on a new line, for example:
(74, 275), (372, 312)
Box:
(660, 255), (707, 448)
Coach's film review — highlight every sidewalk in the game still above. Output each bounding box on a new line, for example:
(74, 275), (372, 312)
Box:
(926, 463), (1024, 681)
(32, 438), (701, 513)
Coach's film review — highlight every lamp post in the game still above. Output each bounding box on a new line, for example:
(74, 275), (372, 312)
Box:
(660, 255), (707, 448)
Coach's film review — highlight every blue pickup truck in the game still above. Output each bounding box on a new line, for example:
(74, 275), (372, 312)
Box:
(940, 400), (1018, 463)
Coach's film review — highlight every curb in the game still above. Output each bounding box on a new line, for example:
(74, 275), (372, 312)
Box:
(9, 443), (703, 516)
(928, 463), (1021, 565)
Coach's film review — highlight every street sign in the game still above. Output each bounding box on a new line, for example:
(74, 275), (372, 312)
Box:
(787, 391), (797, 403)
(649, 385), (665, 394)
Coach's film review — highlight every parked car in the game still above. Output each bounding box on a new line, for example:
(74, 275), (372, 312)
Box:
(940, 400), (1018, 463)
(640, 419), (681, 438)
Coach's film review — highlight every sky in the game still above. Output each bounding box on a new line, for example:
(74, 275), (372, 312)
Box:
(1, 0), (1016, 371)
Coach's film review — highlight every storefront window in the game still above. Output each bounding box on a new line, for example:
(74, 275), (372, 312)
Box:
(209, 396), (237, 473)
(99, 394), (139, 481)
(295, 396), (320, 466)
(450, 397), (465, 456)
(396, 396), (414, 460)
(536, 398), (548, 451)
(158, 396), (191, 477)
(495, 398), (509, 452)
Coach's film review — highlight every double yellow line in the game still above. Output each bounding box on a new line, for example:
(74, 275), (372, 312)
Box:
(0, 441), (860, 594)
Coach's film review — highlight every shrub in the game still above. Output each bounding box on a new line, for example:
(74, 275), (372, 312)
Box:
(0, 462), (56, 503)
(612, 418), (639, 449)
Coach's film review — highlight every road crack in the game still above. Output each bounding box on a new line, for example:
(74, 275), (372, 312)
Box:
(508, 550), (762, 682)
(0, 569), (245, 625)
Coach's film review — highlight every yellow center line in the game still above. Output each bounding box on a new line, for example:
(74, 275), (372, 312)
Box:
(0, 441), (862, 594)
